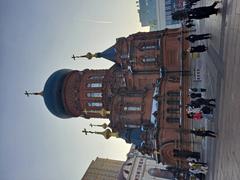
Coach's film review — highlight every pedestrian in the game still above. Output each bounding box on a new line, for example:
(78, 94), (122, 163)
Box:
(185, 33), (211, 43)
(188, 1), (221, 20)
(185, 22), (195, 28)
(187, 159), (208, 166)
(190, 128), (217, 138)
(190, 92), (202, 99)
(195, 98), (216, 107)
(192, 111), (203, 120)
(189, 88), (207, 92)
(172, 1), (221, 20)
(189, 162), (208, 171)
(186, 105), (201, 114)
(189, 167), (208, 175)
(189, 100), (201, 108)
(189, 45), (208, 53)
(201, 106), (213, 114)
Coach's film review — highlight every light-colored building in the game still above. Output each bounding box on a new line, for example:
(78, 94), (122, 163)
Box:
(82, 157), (124, 180)
(137, 0), (183, 31)
(118, 156), (175, 180)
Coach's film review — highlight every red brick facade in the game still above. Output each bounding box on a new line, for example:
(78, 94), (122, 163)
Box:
(44, 28), (191, 167)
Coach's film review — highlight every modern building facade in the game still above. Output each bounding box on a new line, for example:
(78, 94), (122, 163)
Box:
(82, 157), (124, 180)
(136, 0), (184, 31)
(29, 28), (191, 168)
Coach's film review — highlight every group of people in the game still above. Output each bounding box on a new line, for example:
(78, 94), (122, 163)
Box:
(172, 1), (221, 20)
(169, 1), (221, 179)
(172, 149), (209, 178)
(187, 88), (217, 178)
(187, 88), (216, 121)
(173, 1), (222, 54)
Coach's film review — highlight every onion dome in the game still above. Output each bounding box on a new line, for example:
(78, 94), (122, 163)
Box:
(119, 128), (144, 147)
(43, 69), (73, 119)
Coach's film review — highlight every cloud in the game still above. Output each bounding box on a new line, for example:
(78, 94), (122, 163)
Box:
(80, 19), (112, 24)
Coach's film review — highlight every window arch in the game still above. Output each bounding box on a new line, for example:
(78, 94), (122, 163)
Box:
(87, 102), (103, 107)
(87, 92), (102, 98)
(87, 83), (102, 88)
(89, 75), (104, 80)
(166, 117), (180, 123)
(123, 106), (141, 111)
(142, 45), (157, 50)
(167, 99), (180, 105)
(167, 91), (180, 96)
(168, 76), (180, 83)
(167, 108), (180, 114)
(142, 57), (156, 63)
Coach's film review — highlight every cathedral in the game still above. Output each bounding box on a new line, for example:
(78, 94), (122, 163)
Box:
(27, 28), (192, 168)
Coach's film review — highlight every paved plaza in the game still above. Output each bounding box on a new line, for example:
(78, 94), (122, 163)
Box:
(190, 0), (240, 179)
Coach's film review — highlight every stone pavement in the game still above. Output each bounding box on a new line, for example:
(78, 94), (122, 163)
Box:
(189, 0), (240, 179)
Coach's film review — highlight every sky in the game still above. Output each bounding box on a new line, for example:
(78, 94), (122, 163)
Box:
(0, 0), (149, 180)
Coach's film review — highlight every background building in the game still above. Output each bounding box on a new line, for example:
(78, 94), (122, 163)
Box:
(136, 0), (184, 31)
(82, 157), (124, 180)
(118, 155), (174, 180)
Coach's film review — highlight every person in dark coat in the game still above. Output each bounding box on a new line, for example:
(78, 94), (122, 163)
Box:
(195, 98), (216, 107)
(189, 101), (201, 108)
(190, 129), (217, 137)
(201, 106), (213, 114)
(189, 88), (207, 92)
(190, 45), (208, 53)
(190, 92), (202, 99)
(185, 33), (211, 43)
(172, 10), (189, 20)
(188, 1), (221, 20)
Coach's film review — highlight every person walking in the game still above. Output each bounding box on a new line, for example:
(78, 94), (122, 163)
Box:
(172, 1), (221, 20)
(201, 106), (213, 114)
(189, 88), (207, 93)
(190, 128), (217, 138)
(195, 97), (216, 107)
(188, 1), (221, 20)
(189, 162), (208, 172)
(189, 100), (201, 108)
(187, 112), (203, 121)
(189, 45), (208, 53)
(185, 33), (211, 43)
(190, 92), (202, 99)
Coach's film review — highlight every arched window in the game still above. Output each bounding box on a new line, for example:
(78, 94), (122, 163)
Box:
(167, 108), (179, 114)
(148, 168), (174, 179)
(123, 106), (141, 111)
(87, 102), (102, 107)
(89, 75), (104, 80)
(87, 83), (102, 88)
(142, 57), (156, 63)
(167, 91), (180, 96)
(166, 117), (180, 123)
(87, 92), (102, 98)
(167, 99), (180, 105)
(168, 76), (180, 83)
(142, 45), (156, 50)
